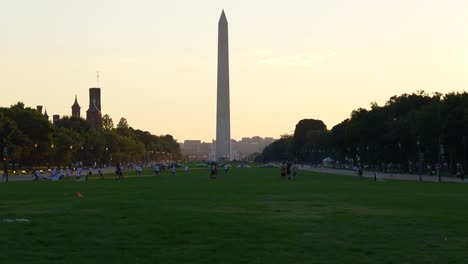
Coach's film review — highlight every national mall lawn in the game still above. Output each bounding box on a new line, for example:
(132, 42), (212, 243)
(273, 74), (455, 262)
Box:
(1, 165), (468, 264)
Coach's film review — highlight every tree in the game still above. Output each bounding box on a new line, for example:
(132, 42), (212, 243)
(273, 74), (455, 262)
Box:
(292, 119), (327, 161)
(51, 127), (83, 167)
(0, 103), (182, 168)
(117, 117), (129, 129)
(293, 119), (327, 147)
(262, 136), (294, 162)
(0, 112), (27, 169)
(54, 116), (91, 135)
(1, 102), (52, 167)
(102, 114), (114, 130)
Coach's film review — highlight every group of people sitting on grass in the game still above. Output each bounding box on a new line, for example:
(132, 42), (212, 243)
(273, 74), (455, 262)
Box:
(33, 168), (64, 181)
(32, 165), (104, 181)
(152, 163), (191, 176)
(280, 161), (299, 180)
(115, 162), (178, 180)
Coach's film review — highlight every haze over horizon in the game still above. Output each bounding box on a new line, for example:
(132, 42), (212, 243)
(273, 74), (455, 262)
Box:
(1, 1), (467, 142)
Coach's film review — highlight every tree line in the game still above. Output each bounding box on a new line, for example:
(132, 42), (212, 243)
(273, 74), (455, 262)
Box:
(0, 102), (181, 170)
(258, 91), (468, 174)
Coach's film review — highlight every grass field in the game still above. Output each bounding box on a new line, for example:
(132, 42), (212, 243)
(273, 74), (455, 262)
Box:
(1, 166), (468, 263)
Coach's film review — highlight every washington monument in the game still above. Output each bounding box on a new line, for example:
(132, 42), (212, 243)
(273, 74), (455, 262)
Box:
(216, 10), (231, 161)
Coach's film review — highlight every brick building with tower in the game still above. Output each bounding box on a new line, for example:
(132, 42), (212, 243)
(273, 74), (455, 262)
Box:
(35, 86), (103, 129)
(86, 88), (102, 130)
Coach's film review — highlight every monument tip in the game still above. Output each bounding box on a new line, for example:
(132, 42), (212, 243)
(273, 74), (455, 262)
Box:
(219, 10), (227, 22)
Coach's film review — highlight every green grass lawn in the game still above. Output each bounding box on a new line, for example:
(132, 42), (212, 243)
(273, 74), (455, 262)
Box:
(1, 166), (468, 263)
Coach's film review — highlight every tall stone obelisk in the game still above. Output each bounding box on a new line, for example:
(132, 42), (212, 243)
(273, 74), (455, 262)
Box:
(216, 10), (231, 161)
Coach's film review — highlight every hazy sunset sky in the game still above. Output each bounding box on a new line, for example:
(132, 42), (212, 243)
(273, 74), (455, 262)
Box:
(1, 0), (468, 142)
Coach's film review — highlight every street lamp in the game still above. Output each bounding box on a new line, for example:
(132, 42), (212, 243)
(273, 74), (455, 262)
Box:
(34, 143), (38, 168)
(89, 146), (95, 167)
(105, 146), (108, 166)
(69, 145), (73, 169)
(398, 142), (402, 172)
(81, 146), (84, 166)
(51, 144), (55, 168)
(463, 136), (466, 182)
(3, 146), (8, 182)
(417, 140), (421, 182)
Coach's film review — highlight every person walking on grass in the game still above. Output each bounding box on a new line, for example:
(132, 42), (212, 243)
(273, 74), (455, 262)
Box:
(292, 161), (298, 180)
(210, 162), (217, 179)
(357, 163), (363, 177)
(184, 165), (189, 175)
(116, 162), (123, 180)
(280, 162), (287, 179)
(171, 165), (176, 176)
(154, 164), (160, 175)
(286, 161), (292, 180)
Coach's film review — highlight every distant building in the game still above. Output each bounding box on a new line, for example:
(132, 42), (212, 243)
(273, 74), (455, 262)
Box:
(36, 105), (51, 121)
(53, 115), (60, 124)
(182, 136), (277, 161)
(44, 109), (49, 121)
(183, 140), (202, 155)
(180, 140), (213, 160)
(71, 95), (81, 118)
(33, 87), (104, 128)
(89, 88), (101, 111)
(200, 142), (212, 155)
(86, 88), (102, 130)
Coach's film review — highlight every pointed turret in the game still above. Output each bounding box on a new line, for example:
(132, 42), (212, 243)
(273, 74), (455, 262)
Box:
(72, 95), (80, 108)
(72, 95), (81, 118)
(44, 109), (49, 121)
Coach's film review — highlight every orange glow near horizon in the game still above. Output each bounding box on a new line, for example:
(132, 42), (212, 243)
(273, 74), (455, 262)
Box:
(1, 1), (467, 142)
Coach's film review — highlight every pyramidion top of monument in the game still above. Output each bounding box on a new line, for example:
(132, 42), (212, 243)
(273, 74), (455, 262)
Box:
(219, 10), (227, 24)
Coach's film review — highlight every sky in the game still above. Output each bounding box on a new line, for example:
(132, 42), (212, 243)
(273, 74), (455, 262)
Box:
(1, 0), (468, 142)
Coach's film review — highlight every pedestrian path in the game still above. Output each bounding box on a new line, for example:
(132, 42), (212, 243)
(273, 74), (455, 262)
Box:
(301, 166), (468, 183)
(1, 167), (116, 182)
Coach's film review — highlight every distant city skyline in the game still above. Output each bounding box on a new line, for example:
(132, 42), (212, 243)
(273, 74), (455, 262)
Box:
(1, 1), (468, 142)
(181, 136), (276, 161)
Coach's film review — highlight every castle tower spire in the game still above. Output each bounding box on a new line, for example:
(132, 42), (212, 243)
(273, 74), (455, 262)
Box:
(72, 94), (81, 118)
(44, 108), (49, 121)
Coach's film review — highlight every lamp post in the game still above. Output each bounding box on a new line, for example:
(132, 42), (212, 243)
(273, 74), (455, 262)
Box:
(105, 147), (108, 166)
(90, 146), (94, 167)
(3, 146), (8, 182)
(81, 146), (84, 166)
(417, 140), (421, 182)
(437, 139), (441, 183)
(463, 136), (466, 182)
(50, 144), (55, 168)
(69, 145), (73, 169)
(34, 143), (38, 169)
(397, 142), (402, 172)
